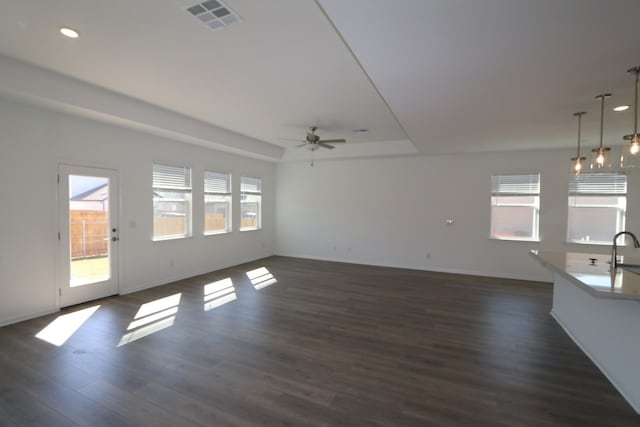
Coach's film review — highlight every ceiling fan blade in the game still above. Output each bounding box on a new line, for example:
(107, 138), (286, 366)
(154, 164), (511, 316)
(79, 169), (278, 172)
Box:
(296, 142), (309, 148)
(318, 142), (335, 149)
(318, 139), (346, 144)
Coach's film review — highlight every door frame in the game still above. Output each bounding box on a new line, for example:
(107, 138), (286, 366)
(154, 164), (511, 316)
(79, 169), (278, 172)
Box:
(56, 163), (122, 308)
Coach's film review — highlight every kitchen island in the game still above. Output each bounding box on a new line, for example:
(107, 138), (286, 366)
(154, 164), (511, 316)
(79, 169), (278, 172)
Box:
(531, 251), (640, 413)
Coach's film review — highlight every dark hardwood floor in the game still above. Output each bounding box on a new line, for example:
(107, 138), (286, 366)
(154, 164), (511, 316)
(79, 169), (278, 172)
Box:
(1, 256), (639, 426)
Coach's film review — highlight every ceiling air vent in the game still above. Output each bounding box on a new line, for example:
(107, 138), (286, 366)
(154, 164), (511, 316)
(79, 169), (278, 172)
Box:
(186, 0), (242, 31)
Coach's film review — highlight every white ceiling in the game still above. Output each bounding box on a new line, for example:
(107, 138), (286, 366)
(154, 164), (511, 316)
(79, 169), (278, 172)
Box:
(0, 0), (639, 160)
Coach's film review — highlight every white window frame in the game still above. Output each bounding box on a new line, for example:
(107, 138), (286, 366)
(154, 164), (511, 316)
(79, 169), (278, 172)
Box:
(152, 163), (192, 241)
(204, 170), (232, 235)
(240, 176), (262, 231)
(490, 173), (541, 242)
(567, 173), (627, 245)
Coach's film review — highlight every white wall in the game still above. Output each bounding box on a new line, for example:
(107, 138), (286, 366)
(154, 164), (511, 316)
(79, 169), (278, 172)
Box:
(5, 92), (640, 327)
(0, 97), (275, 326)
(275, 151), (640, 282)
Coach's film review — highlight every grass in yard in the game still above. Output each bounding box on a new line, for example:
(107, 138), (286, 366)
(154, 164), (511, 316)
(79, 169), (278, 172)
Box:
(70, 256), (109, 287)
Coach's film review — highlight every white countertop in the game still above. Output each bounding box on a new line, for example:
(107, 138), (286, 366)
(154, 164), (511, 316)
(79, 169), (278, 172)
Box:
(530, 250), (640, 300)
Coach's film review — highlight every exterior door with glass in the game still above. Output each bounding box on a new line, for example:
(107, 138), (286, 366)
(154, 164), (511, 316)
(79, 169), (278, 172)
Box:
(58, 165), (119, 307)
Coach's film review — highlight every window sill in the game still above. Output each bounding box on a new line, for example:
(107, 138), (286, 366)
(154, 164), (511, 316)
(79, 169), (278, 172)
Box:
(240, 227), (261, 232)
(490, 236), (540, 243)
(566, 240), (614, 246)
(152, 235), (192, 242)
(204, 230), (231, 237)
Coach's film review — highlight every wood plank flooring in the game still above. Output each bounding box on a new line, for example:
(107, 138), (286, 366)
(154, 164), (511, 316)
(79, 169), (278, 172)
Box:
(1, 256), (639, 426)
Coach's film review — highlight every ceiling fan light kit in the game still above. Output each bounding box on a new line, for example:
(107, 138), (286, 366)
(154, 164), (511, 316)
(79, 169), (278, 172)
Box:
(296, 126), (347, 166)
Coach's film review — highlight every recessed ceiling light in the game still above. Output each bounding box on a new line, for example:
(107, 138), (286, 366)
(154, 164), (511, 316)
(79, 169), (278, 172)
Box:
(614, 105), (629, 112)
(59, 27), (79, 39)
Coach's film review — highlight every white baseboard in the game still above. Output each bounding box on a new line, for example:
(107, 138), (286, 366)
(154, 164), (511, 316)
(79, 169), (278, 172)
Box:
(0, 307), (59, 328)
(121, 253), (273, 295)
(1, 254), (274, 326)
(274, 252), (552, 283)
(1, 252), (547, 328)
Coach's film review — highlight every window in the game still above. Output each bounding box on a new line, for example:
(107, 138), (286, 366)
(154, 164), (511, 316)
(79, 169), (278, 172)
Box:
(567, 173), (627, 244)
(490, 174), (540, 241)
(240, 176), (261, 231)
(152, 164), (192, 240)
(204, 171), (231, 235)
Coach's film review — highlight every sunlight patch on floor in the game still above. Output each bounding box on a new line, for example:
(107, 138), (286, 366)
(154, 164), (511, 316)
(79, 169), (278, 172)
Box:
(204, 278), (236, 311)
(126, 307), (178, 331)
(246, 267), (277, 290)
(134, 293), (181, 319)
(118, 293), (181, 347)
(35, 305), (100, 346)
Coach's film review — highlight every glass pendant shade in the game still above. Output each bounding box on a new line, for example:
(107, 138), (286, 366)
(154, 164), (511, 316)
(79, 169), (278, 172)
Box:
(589, 94), (613, 171)
(590, 147), (612, 170)
(570, 111), (587, 176)
(630, 135), (640, 155)
(621, 66), (640, 170)
(570, 156), (586, 175)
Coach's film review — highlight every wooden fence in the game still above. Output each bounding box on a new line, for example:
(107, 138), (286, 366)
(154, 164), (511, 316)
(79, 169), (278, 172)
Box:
(70, 210), (108, 259)
(154, 213), (229, 236)
(205, 213), (226, 233)
(153, 216), (186, 238)
(71, 211), (256, 258)
(240, 218), (257, 229)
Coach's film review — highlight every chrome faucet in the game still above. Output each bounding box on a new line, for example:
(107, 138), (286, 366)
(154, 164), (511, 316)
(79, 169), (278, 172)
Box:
(611, 231), (640, 271)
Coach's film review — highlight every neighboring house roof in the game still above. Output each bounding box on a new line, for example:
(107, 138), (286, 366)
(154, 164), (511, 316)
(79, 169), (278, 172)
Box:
(71, 184), (108, 202)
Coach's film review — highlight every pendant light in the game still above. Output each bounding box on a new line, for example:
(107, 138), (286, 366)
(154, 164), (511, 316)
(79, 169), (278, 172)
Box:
(621, 66), (640, 169)
(570, 111), (587, 175)
(590, 93), (612, 171)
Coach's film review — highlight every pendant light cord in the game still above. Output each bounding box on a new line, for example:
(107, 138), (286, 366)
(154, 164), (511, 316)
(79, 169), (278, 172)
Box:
(599, 95), (605, 149)
(595, 94), (611, 149)
(634, 67), (639, 135)
(578, 113), (581, 156)
(574, 111), (585, 157)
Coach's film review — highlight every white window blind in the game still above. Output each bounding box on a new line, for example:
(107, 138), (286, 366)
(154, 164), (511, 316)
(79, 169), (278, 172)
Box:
(490, 173), (540, 241)
(241, 176), (262, 193)
(152, 163), (192, 240)
(569, 173), (627, 195)
(491, 174), (540, 195)
(204, 170), (232, 235)
(240, 176), (262, 231)
(567, 173), (627, 244)
(153, 164), (191, 190)
(204, 171), (230, 194)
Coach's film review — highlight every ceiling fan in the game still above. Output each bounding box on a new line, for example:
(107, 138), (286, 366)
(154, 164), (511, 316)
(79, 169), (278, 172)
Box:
(296, 126), (346, 151)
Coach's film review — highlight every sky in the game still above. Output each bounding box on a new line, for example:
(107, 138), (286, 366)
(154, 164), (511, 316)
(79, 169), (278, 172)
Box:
(69, 175), (108, 198)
